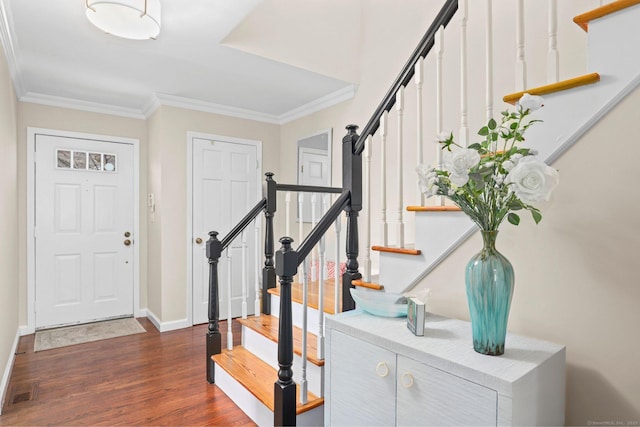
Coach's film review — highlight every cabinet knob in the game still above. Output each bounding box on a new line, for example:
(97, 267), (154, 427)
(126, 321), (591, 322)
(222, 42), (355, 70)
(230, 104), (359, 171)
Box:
(400, 373), (414, 388)
(375, 362), (389, 377)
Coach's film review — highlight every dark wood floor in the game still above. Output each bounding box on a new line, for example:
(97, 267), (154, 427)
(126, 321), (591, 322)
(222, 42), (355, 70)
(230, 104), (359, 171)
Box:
(0, 318), (256, 426)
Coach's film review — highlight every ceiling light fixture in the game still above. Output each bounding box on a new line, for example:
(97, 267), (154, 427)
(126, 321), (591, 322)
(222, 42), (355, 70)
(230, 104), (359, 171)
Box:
(85, 0), (161, 40)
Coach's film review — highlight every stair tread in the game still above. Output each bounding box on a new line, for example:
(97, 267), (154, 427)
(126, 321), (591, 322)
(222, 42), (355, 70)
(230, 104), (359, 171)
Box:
(212, 347), (324, 414)
(503, 73), (600, 104)
(574, 0), (640, 31)
(238, 315), (324, 366)
(407, 205), (462, 212)
(352, 279), (384, 290)
(268, 279), (341, 314)
(371, 245), (422, 255)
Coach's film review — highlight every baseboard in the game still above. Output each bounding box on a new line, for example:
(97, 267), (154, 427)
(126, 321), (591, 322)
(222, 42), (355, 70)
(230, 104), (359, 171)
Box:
(0, 328), (20, 415)
(145, 309), (190, 333)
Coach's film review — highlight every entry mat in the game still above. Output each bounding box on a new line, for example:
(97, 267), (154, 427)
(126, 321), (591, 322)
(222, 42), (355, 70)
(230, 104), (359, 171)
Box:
(34, 317), (146, 352)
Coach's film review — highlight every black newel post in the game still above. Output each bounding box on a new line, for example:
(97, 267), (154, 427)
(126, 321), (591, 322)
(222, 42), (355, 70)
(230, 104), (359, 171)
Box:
(274, 237), (297, 427)
(262, 172), (277, 315)
(206, 231), (223, 384)
(341, 124), (363, 312)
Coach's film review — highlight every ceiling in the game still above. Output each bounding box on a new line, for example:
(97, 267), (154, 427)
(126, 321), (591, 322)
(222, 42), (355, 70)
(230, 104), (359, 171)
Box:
(0, 0), (357, 122)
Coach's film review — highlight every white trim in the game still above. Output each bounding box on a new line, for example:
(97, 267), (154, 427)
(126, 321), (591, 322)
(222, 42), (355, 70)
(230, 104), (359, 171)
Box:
(278, 85), (358, 124)
(155, 93), (280, 123)
(145, 309), (190, 332)
(26, 127), (141, 332)
(20, 92), (146, 120)
(186, 131), (263, 326)
(0, 0), (24, 97)
(0, 328), (20, 414)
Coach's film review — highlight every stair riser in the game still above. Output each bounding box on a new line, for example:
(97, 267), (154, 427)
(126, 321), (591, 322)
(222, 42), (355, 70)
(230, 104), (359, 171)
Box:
(270, 294), (323, 336)
(242, 326), (324, 397)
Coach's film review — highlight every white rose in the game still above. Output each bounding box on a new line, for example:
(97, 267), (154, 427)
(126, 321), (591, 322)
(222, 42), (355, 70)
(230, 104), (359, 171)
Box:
(443, 149), (480, 187)
(516, 93), (544, 112)
(505, 157), (559, 204)
(416, 164), (439, 197)
(502, 160), (515, 172)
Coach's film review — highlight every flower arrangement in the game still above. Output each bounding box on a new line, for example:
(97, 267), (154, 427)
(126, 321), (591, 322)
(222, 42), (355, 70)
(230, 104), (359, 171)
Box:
(416, 94), (559, 231)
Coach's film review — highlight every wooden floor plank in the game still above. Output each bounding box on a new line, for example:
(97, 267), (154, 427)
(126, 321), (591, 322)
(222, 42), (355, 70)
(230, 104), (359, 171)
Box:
(0, 318), (256, 427)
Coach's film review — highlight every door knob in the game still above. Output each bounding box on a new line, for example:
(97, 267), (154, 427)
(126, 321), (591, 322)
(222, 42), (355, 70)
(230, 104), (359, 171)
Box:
(124, 231), (131, 237)
(124, 239), (132, 246)
(195, 237), (203, 244)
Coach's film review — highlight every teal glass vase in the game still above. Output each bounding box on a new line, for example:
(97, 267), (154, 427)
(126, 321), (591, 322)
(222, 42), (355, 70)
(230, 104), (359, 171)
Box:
(465, 230), (514, 356)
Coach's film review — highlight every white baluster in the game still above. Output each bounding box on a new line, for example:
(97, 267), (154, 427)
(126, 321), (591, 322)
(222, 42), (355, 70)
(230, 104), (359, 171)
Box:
(395, 87), (405, 248)
(363, 135), (372, 282)
(334, 210), (342, 315)
(254, 218), (260, 317)
(285, 191), (291, 237)
(310, 193), (318, 282)
(435, 26), (445, 206)
(547, 0), (559, 83)
(415, 58), (425, 204)
(317, 195), (328, 364)
(241, 230), (247, 319)
(460, 0), (469, 147)
(226, 248), (233, 350)
(300, 258), (309, 405)
(379, 111), (388, 247)
(486, 0), (494, 120)
(515, 0), (527, 91)
(298, 193), (304, 284)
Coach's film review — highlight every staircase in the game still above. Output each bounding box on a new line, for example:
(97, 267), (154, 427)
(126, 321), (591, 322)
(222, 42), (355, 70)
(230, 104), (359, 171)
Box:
(206, 1), (640, 425)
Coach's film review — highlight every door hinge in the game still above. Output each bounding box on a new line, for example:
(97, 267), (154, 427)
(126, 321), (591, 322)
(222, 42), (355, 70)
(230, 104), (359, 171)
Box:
(301, 165), (304, 173)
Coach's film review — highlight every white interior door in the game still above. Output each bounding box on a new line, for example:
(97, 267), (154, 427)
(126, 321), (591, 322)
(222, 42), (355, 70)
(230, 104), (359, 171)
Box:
(34, 135), (134, 329)
(298, 147), (330, 222)
(192, 137), (259, 325)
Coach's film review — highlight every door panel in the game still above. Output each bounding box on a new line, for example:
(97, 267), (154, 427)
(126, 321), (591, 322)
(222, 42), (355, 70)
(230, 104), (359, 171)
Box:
(35, 134), (134, 329)
(192, 137), (259, 324)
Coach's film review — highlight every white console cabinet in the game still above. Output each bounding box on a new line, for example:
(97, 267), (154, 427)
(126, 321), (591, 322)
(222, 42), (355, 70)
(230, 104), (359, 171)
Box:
(325, 311), (565, 426)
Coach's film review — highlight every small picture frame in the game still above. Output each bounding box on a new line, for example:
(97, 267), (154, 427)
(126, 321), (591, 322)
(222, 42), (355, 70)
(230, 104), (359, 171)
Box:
(406, 297), (425, 336)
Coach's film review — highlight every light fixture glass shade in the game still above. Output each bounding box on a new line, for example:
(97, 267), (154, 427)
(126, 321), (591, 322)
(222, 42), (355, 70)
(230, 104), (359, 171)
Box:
(86, 0), (161, 40)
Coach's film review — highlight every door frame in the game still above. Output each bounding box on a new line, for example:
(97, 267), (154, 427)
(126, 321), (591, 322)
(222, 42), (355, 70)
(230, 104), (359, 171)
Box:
(26, 127), (141, 334)
(186, 131), (262, 326)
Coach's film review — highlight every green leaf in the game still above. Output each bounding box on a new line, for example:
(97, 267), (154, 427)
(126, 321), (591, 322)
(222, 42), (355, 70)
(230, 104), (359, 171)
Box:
(508, 213), (521, 226)
(468, 143), (482, 150)
(531, 210), (542, 224)
(488, 118), (497, 130)
(478, 126), (489, 136)
(510, 122), (518, 130)
(491, 132), (499, 141)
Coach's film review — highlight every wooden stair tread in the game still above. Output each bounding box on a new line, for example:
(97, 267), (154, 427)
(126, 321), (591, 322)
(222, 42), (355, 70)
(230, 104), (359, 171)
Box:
(268, 279), (340, 314)
(407, 205), (462, 212)
(371, 246), (421, 256)
(352, 279), (384, 290)
(238, 315), (324, 366)
(574, 0), (640, 31)
(503, 73), (601, 104)
(212, 347), (324, 415)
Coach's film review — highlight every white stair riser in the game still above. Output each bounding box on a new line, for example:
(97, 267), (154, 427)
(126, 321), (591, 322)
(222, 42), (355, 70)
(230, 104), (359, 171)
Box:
(242, 326), (324, 397)
(270, 294), (323, 336)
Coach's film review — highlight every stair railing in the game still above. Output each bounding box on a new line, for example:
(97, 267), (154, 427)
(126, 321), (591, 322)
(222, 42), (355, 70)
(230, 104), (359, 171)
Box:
(206, 197), (267, 384)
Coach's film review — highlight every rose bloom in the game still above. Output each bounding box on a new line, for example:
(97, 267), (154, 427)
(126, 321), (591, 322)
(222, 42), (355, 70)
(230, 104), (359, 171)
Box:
(443, 149), (480, 186)
(505, 157), (559, 204)
(516, 93), (544, 112)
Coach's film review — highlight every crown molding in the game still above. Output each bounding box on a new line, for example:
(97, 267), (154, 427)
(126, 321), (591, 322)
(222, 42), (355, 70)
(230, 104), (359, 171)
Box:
(277, 84), (358, 124)
(0, 0), (25, 97)
(19, 92), (147, 120)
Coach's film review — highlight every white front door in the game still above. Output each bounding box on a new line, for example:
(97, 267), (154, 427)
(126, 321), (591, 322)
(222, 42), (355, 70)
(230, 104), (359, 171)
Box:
(35, 135), (134, 329)
(298, 147), (330, 222)
(192, 137), (259, 325)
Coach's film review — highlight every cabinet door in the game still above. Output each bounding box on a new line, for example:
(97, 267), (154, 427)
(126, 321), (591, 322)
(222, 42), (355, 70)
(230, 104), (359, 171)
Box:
(329, 330), (396, 426)
(397, 355), (497, 426)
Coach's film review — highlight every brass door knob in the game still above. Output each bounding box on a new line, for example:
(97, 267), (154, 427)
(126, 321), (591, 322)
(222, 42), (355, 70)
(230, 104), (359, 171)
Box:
(195, 237), (203, 244)
(124, 231), (131, 237)
(124, 239), (132, 246)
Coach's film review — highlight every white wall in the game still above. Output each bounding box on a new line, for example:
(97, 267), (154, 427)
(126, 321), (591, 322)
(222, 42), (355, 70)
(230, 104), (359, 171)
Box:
(0, 34), (18, 411)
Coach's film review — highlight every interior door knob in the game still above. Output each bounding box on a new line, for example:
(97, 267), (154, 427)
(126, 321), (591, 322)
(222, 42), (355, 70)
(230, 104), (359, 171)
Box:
(195, 237), (203, 244)
(124, 239), (132, 246)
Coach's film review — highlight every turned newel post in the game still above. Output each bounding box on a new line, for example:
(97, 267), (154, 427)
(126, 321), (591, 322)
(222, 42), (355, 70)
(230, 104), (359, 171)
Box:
(274, 236), (297, 426)
(262, 172), (277, 314)
(342, 125), (363, 312)
(206, 231), (222, 384)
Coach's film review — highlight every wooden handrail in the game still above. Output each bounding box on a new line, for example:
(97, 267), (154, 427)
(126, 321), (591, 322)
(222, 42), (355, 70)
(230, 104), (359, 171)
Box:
(219, 198), (267, 249)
